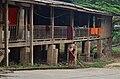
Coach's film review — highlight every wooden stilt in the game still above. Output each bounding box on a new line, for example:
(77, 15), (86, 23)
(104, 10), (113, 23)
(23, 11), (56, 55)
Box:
(84, 41), (91, 61)
(0, 4), (3, 48)
(20, 47), (30, 65)
(47, 45), (57, 65)
(97, 39), (103, 58)
(107, 38), (112, 57)
(30, 4), (34, 65)
(4, 1), (9, 67)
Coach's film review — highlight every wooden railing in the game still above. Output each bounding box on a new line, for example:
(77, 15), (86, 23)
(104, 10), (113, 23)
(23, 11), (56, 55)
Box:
(74, 28), (90, 38)
(34, 25), (67, 39)
(4, 25), (99, 42)
(54, 26), (67, 39)
(33, 25), (52, 39)
(9, 25), (17, 40)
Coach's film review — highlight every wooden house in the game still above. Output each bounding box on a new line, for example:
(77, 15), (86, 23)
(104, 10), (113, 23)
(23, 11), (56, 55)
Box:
(0, 0), (113, 66)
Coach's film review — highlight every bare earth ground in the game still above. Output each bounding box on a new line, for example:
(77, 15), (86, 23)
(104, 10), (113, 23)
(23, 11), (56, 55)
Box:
(1, 68), (120, 79)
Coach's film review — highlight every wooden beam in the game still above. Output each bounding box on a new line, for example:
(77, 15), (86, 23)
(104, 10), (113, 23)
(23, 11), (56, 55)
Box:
(17, 7), (24, 40)
(107, 38), (112, 58)
(25, 9), (28, 42)
(0, 4), (3, 48)
(51, 7), (54, 43)
(87, 15), (90, 38)
(30, 4), (34, 65)
(70, 10), (74, 28)
(84, 41), (91, 61)
(97, 39), (103, 58)
(70, 10), (74, 39)
(4, 0), (9, 67)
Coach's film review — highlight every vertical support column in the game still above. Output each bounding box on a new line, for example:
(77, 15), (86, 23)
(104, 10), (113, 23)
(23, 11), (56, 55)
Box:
(25, 9), (28, 41)
(17, 7), (24, 40)
(74, 43), (77, 65)
(82, 41), (85, 54)
(65, 43), (69, 63)
(70, 10), (74, 28)
(51, 7), (54, 42)
(107, 38), (112, 58)
(47, 45), (58, 65)
(84, 41), (91, 61)
(70, 10), (74, 39)
(87, 15), (90, 38)
(56, 44), (60, 63)
(0, 4), (3, 48)
(30, 4), (34, 65)
(4, 1), (9, 66)
(20, 47), (30, 65)
(97, 39), (103, 58)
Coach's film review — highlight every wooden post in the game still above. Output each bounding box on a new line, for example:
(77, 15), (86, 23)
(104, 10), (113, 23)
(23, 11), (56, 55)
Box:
(51, 7), (54, 43)
(70, 10), (74, 39)
(0, 4), (3, 48)
(20, 47), (30, 65)
(4, 1), (9, 66)
(107, 38), (112, 58)
(17, 7), (24, 40)
(56, 44), (60, 63)
(84, 41), (91, 61)
(97, 39), (103, 58)
(65, 43), (69, 63)
(30, 4), (34, 65)
(47, 45), (57, 65)
(87, 15), (90, 38)
(74, 44), (77, 65)
(25, 9), (28, 41)
(82, 41), (85, 54)
(70, 10), (74, 28)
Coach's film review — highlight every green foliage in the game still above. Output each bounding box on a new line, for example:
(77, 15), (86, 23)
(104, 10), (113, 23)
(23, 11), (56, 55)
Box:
(112, 29), (120, 44)
(73, 0), (120, 15)
(112, 47), (120, 54)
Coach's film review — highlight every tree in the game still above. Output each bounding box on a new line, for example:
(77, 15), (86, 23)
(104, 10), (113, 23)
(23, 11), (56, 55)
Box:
(73, 0), (120, 15)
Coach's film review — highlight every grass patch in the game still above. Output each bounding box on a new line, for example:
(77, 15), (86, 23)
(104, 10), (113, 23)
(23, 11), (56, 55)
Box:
(84, 60), (113, 68)
(112, 47), (120, 54)
(8, 63), (81, 69)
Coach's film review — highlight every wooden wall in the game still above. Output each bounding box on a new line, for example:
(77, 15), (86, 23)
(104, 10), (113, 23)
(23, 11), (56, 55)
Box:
(101, 16), (112, 38)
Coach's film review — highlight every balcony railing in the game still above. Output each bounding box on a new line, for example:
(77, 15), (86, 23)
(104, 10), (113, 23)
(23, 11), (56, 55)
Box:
(2, 25), (100, 42)
(74, 28), (90, 38)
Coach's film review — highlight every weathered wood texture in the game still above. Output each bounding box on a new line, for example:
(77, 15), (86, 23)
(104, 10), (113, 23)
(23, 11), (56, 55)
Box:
(84, 41), (90, 61)
(47, 45), (58, 65)
(20, 47), (30, 64)
(0, 4), (3, 48)
(101, 16), (112, 38)
(17, 7), (24, 40)
(4, 1), (9, 67)
(97, 39), (103, 58)
(30, 4), (34, 65)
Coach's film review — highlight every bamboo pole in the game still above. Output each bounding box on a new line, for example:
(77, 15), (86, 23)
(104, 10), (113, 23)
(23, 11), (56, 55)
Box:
(4, 0), (9, 67)
(30, 4), (34, 65)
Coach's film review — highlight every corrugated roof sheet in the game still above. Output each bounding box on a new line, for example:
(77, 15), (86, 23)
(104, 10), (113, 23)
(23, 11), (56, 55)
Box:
(10, 0), (112, 16)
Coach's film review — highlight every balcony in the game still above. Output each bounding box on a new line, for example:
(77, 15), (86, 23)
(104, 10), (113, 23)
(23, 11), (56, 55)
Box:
(2, 25), (101, 44)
